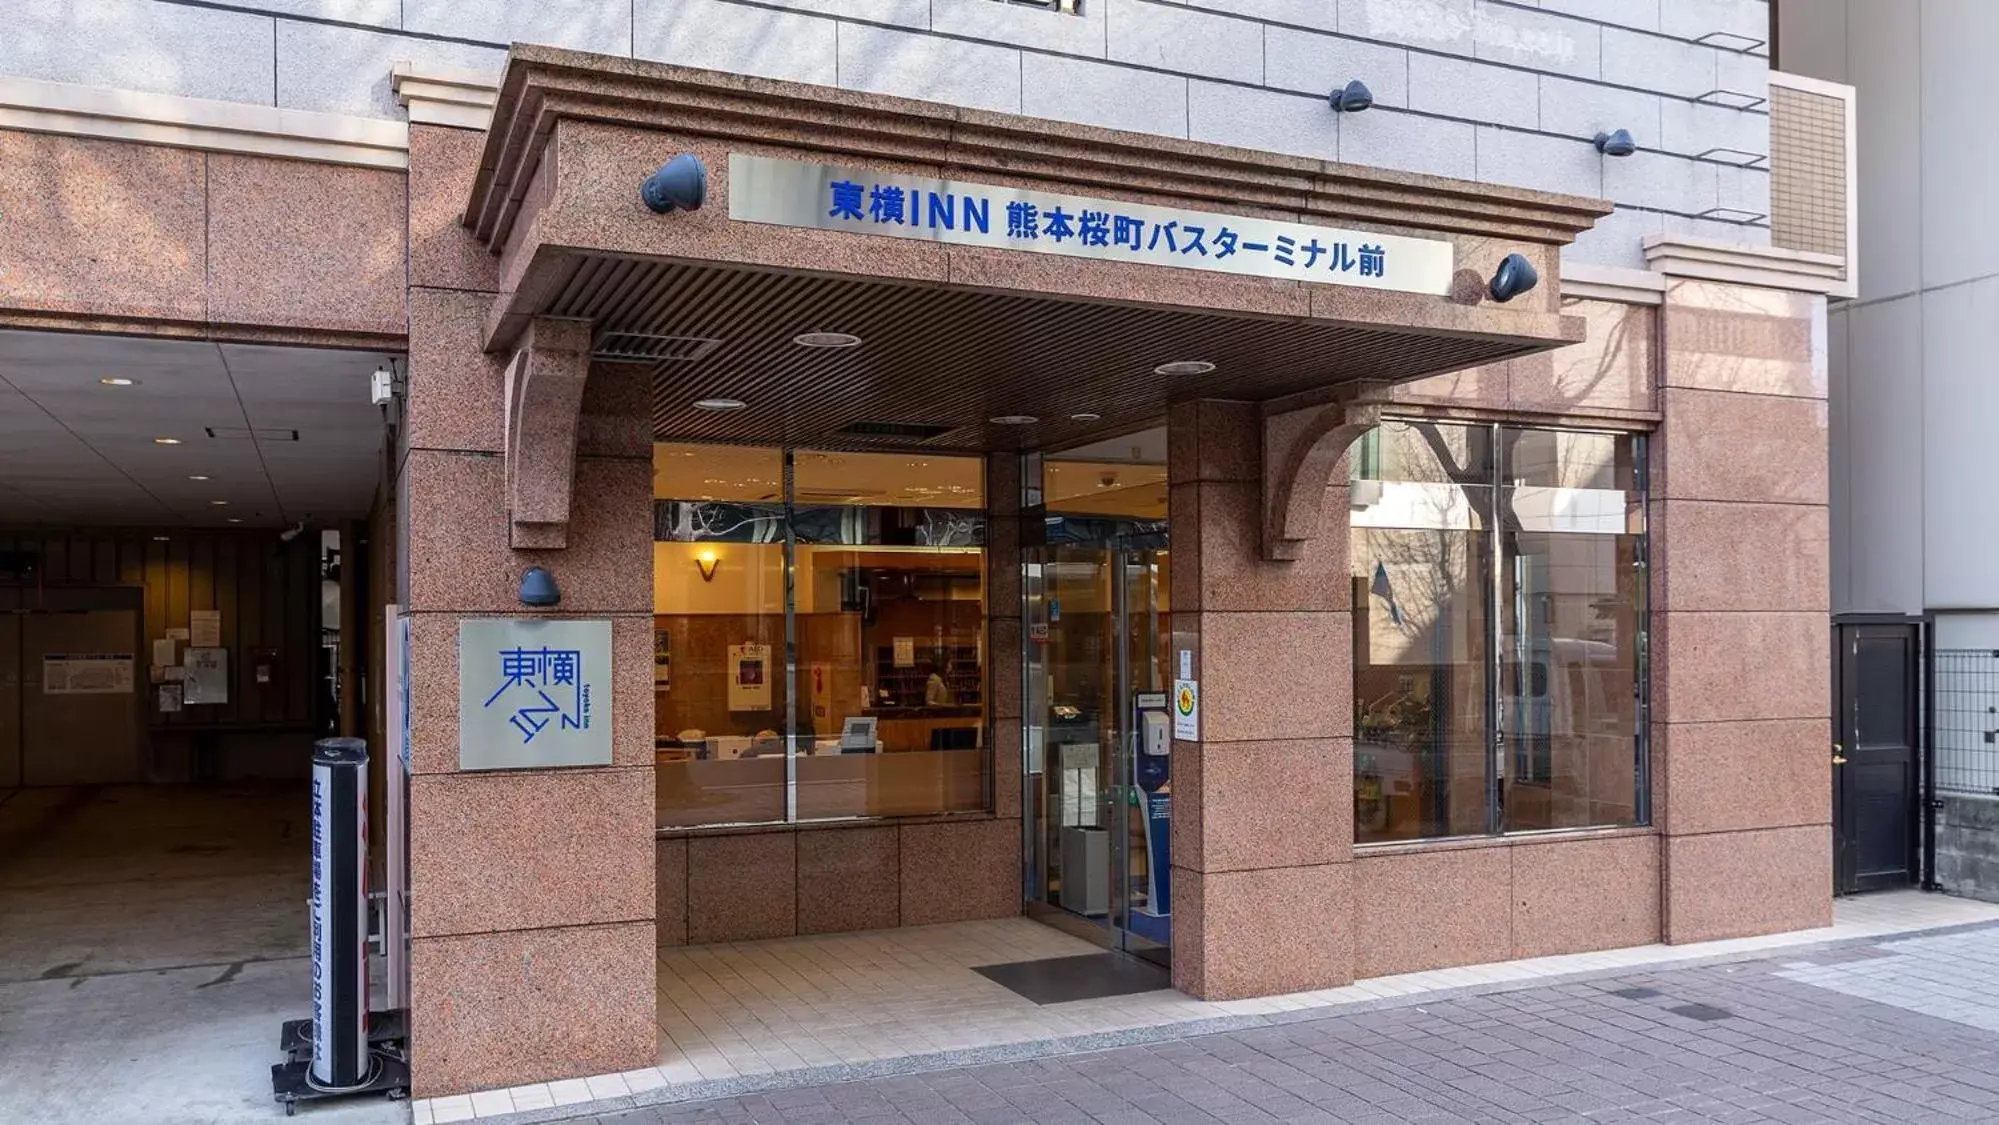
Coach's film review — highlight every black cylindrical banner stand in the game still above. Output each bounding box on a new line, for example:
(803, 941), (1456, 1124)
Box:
(310, 737), (370, 1091)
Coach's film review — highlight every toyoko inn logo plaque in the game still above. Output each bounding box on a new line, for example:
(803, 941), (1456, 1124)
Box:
(458, 618), (612, 770)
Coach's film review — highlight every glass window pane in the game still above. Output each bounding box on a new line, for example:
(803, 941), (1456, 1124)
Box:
(654, 443), (783, 501)
(1352, 525), (1493, 842)
(1354, 421), (1493, 485)
(653, 539), (789, 828)
(1501, 428), (1634, 491)
(794, 544), (987, 820)
(1044, 460), (1168, 518)
(1498, 531), (1643, 831)
(794, 450), (984, 508)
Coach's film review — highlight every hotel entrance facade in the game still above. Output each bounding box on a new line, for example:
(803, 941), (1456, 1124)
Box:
(0, 9), (1847, 1110)
(392, 46), (1835, 1095)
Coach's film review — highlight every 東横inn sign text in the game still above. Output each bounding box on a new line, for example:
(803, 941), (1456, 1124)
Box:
(727, 154), (1455, 296)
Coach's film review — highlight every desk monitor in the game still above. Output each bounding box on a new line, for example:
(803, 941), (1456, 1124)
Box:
(839, 717), (878, 754)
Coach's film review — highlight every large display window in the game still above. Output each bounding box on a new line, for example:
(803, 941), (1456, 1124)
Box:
(1351, 421), (1648, 843)
(653, 444), (988, 828)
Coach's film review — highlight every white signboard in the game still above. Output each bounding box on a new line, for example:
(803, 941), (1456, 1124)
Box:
(183, 648), (229, 704)
(729, 154), (1456, 296)
(458, 619), (612, 770)
(1173, 679), (1200, 742)
(42, 654), (134, 694)
(727, 642), (772, 712)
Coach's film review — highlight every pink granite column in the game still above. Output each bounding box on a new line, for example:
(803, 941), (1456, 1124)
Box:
(1167, 400), (1355, 999)
(399, 124), (657, 1097)
(1653, 279), (1833, 943)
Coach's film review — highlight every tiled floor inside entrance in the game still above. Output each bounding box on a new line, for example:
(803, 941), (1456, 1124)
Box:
(655, 919), (1177, 1082)
(421, 890), (1999, 1123)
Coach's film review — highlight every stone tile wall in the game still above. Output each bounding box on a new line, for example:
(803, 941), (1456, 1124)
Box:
(1652, 278), (1833, 943)
(400, 122), (657, 1097)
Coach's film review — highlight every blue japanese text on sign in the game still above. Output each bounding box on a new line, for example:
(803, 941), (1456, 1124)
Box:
(457, 619), (612, 770)
(727, 154), (1455, 295)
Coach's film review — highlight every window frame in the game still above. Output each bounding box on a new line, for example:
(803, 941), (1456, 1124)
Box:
(1351, 419), (1652, 846)
(653, 444), (992, 832)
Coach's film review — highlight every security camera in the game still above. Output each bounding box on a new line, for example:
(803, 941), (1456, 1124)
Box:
(641, 153), (708, 214)
(1488, 253), (1540, 304)
(369, 364), (397, 407)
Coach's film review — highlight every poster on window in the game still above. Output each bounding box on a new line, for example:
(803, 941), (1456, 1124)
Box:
(42, 654), (135, 694)
(183, 647), (229, 705)
(652, 630), (671, 690)
(727, 643), (771, 711)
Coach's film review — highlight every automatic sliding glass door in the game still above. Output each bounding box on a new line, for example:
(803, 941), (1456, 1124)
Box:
(1021, 440), (1172, 958)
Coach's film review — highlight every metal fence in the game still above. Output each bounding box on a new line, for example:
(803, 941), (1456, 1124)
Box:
(1935, 649), (1999, 796)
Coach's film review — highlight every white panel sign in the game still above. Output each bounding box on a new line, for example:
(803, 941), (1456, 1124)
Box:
(42, 654), (134, 694)
(1173, 679), (1200, 742)
(458, 619), (613, 770)
(728, 154), (1456, 296)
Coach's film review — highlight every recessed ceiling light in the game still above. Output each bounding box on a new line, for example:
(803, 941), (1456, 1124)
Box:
(226, 517), (243, 524)
(693, 398), (748, 412)
(1154, 360), (1216, 377)
(188, 475), (210, 481)
(793, 331), (862, 348)
(100, 377), (138, 387)
(153, 437), (182, 445)
(152, 535), (170, 542)
(1069, 412), (1102, 422)
(210, 499), (229, 506)
(990, 414), (1039, 426)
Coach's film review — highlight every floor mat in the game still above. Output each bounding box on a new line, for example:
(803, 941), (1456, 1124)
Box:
(972, 952), (1171, 1005)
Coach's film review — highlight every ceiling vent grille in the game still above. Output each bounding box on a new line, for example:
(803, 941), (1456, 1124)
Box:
(834, 420), (960, 442)
(205, 427), (300, 441)
(595, 332), (723, 364)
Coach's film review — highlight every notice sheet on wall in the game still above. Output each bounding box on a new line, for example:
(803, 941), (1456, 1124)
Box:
(183, 647), (229, 704)
(189, 610), (221, 647)
(42, 654), (135, 694)
(158, 684), (183, 713)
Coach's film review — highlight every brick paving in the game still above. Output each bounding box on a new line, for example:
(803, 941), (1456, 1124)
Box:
(581, 923), (1999, 1125)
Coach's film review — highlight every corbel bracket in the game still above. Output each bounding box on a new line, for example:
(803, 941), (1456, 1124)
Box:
(502, 317), (593, 549)
(1262, 400), (1382, 561)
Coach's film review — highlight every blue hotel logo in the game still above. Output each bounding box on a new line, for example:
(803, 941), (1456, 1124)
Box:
(483, 646), (591, 743)
(458, 619), (612, 770)
(727, 154), (1456, 296)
